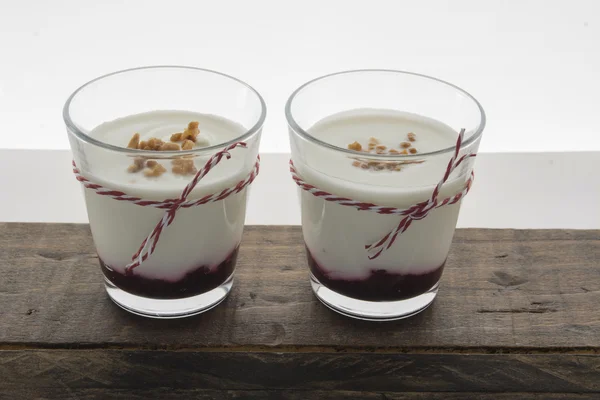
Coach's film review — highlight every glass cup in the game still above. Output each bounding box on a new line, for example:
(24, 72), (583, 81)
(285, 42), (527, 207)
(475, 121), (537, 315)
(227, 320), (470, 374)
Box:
(286, 70), (485, 320)
(65, 66), (265, 318)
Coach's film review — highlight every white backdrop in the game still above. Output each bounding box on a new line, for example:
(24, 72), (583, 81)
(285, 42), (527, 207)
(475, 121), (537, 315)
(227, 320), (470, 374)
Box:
(0, 0), (599, 153)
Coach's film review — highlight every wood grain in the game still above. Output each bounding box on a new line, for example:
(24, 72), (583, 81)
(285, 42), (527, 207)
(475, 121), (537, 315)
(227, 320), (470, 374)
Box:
(2, 389), (598, 400)
(0, 223), (598, 397)
(1, 350), (599, 397)
(0, 224), (598, 350)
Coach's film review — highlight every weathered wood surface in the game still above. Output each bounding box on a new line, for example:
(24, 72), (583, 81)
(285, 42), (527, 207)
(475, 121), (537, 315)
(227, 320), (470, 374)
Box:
(1, 350), (599, 393)
(3, 387), (600, 400)
(0, 223), (598, 398)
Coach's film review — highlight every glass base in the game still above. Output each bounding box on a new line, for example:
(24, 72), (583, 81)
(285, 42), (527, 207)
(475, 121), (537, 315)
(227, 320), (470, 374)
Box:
(104, 274), (234, 319)
(310, 273), (438, 321)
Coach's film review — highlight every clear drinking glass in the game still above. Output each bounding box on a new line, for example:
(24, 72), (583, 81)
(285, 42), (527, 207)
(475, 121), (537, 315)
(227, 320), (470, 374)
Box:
(65, 66), (265, 318)
(286, 70), (485, 320)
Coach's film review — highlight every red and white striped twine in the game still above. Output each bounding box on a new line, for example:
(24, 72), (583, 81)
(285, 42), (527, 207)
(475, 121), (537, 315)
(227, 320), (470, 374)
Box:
(73, 141), (259, 274)
(290, 129), (475, 260)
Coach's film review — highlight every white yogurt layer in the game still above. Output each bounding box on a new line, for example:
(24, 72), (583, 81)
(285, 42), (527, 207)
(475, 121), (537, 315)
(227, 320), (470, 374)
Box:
(80, 110), (256, 281)
(295, 109), (472, 280)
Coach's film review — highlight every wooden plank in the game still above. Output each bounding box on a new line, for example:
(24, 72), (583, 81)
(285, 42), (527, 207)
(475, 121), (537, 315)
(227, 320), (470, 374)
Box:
(0, 223), (599, 396)
(1, 388), (597, 400)
(1, 350), (599, 394)
(0, 223), (598, 350)
(1, 390), (597, 400)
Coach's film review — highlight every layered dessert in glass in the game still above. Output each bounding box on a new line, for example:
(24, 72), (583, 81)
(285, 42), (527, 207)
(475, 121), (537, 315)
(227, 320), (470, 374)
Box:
(286, 70), (485, 320)
(65, 67), (265, 318)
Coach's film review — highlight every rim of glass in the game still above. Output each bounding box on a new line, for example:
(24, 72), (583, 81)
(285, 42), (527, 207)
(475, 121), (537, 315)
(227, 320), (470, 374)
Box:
(285, 69), (486, 158)
(63, 65), (267, 155)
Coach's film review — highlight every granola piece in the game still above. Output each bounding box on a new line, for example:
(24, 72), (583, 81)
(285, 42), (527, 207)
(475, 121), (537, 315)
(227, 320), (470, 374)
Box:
(138, 140), (148, 150)
(172, 158), (197, 175)
(127, 157), (146, 173)
(400, 149), (409, 155)
(127, 133), (140, 149)
(181, 140), (195, 150)
(147, 138), (157, 149)
(409, 147), (417, 154)
(389, 148), (400, 154)
(181, 121), (200, 142)
(400, 142), (411, 148)
(143, 162), (167, 177)
(368, 137), (380, 144)
(146, 160), (158, 168)
(352, 160), (362, 168)
(170, 132), (183, 142)
(376, 145), (387, 151)
(171, 164), (185, 175)
(147, 138), (164, 151)
(160, 142), (181, 151)
(407, 132), (416, 142)
(348, 141), (362, 151)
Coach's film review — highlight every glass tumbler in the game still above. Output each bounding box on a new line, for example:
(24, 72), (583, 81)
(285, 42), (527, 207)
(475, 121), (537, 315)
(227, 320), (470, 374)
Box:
(286, 70), (485, 320)
(65, 66), (265, 318)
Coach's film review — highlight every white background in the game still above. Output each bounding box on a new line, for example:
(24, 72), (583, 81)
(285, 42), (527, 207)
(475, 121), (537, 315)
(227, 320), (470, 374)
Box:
(0, 0), (598, 227)
(0, 0), (599, 153)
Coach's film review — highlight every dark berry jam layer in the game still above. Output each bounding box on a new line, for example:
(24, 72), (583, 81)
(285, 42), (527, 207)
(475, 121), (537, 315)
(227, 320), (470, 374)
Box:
(100, 247), (239, 299)
(307, 246), (444, 302)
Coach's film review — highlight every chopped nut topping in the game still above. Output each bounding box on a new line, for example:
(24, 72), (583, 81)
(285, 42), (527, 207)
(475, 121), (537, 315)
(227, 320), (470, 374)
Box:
(187, 163), (198, 175)
(129, 158), (168, 173)
(127, 157), (146, 173)
(172, 158), (197, 175)
(352, 159), (405, 172)
(125, 121), (204, 176)
(160, 142), (180, 151)
(181, 140), (195, 150)
(181, 121), (200, 142)
(147, 138), (164, 151)
(134, 137), (166, 151)
(171, 165), (184, 175)
(127, 133), (140, 149)
(347, 134), (421, 172)
(143, 163), (167, 177)
(348, 141), (362, 151)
